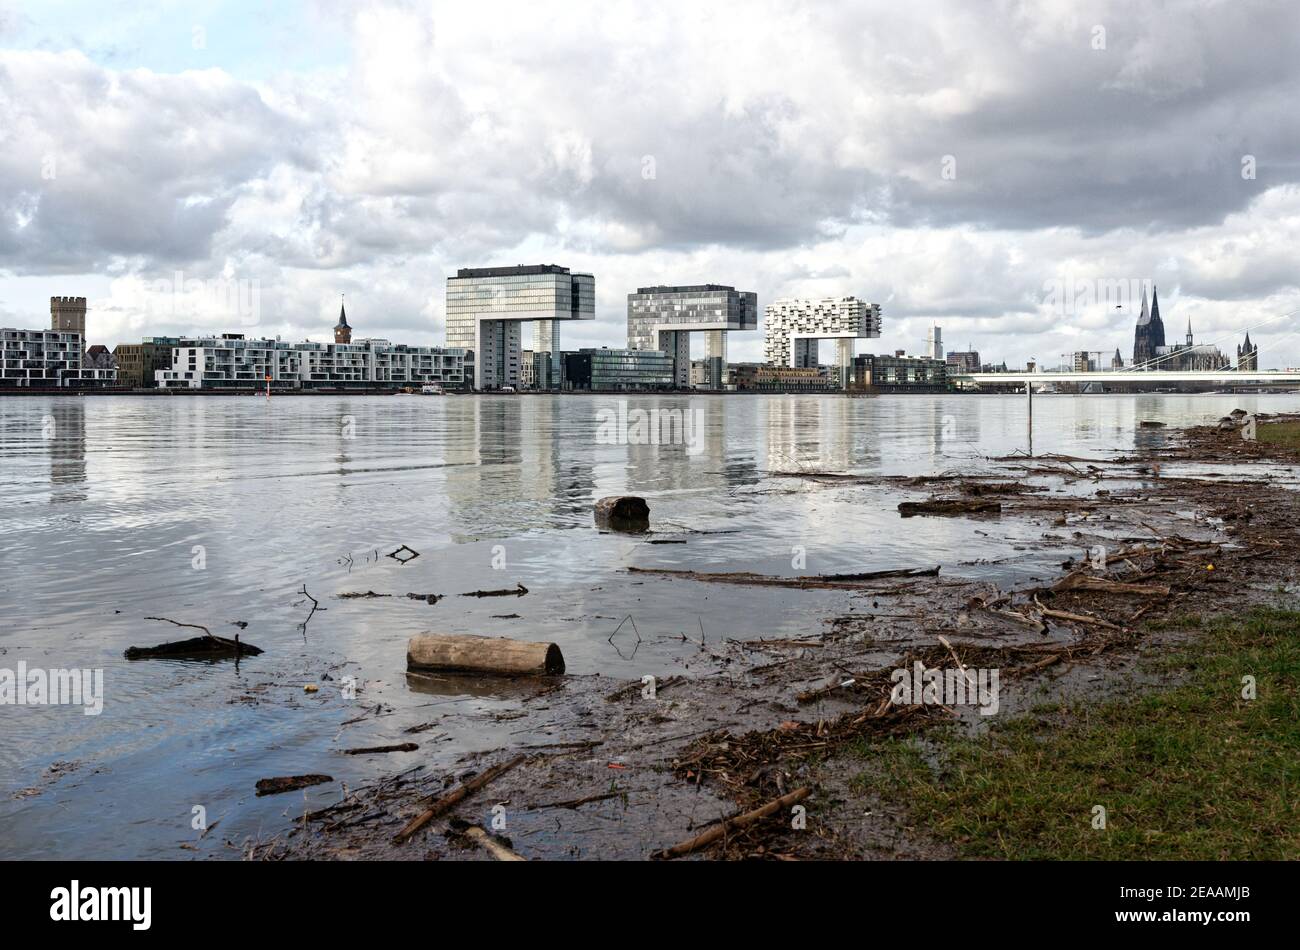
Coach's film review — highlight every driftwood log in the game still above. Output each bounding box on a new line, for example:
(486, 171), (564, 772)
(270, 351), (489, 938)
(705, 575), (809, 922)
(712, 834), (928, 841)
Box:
(595, 495), (650, 531)
(125, 635), (263, 660)
(898, 498), (1001, 517)
(407, 634), (565, 676)
(652, 786), (811, 859)
(626, 565), (939, 590)
(464, 825), (526, 861)
(126, 618), (262, 659)
(1052, 573), (1171, 596)
(255, 774), (333, 796)
(342, 743), (419, 755)
(394, 754), (527, 843)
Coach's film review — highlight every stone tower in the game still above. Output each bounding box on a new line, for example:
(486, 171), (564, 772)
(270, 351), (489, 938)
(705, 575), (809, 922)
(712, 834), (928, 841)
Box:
(334, 297), (352, 344)
(51, 296), (87, 338)
(1132, 284), (1166, 368)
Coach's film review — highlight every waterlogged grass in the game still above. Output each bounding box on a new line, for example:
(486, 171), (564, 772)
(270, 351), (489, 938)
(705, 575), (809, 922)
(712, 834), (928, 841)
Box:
(1257, 420), (1300, 450)
(853, 608), (1300, 859)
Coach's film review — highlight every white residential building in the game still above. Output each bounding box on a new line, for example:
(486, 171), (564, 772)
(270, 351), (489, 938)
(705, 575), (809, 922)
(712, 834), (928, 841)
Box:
(763, 297), (883, 387)
(1, 328), (117, 388)
(155, 335), (467, 389)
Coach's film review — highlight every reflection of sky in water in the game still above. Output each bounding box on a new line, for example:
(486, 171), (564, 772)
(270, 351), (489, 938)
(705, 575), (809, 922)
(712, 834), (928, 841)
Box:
(1, 392), (1297, 857)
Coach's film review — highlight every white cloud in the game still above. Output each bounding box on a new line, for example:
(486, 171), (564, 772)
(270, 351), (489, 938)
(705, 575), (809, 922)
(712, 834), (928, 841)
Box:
(2, 0), (1299, 368)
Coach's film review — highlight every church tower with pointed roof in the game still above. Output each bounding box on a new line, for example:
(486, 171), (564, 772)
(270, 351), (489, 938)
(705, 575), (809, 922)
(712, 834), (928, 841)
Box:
(1237, 331), (1259, 370)
(334, 296), (352, 344)
(1133, 283), (1167, 367)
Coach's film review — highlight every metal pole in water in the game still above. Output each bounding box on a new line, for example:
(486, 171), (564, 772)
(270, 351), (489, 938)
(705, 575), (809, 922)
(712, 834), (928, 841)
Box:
(1026, 382), (1033, 456)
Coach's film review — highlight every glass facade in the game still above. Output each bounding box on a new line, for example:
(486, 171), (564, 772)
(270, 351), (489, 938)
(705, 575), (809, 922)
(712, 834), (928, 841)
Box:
(565, 348), (675, 391)
(626, 284), (757, 387)
(446, 265), (594, 390)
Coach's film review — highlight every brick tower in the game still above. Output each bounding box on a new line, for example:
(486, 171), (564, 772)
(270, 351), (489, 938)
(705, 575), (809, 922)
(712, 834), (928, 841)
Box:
(51, 296), (87, 338)
(334, 296), (352, 344)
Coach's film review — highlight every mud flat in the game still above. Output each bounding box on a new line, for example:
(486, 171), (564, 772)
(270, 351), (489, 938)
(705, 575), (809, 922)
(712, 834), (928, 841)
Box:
(259, 414), (1300, 860)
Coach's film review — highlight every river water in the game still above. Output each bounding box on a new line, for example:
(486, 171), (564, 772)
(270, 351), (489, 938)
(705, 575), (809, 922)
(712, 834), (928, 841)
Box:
(1, 391), (1296, 858)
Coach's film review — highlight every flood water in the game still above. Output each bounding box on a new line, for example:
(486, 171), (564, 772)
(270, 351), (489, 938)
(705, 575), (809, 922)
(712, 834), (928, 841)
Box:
(2, 391), (1297, 858)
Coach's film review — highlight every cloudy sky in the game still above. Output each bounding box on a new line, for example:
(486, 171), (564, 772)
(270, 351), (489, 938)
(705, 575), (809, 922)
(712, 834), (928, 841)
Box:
(2, 0), (1299, 367)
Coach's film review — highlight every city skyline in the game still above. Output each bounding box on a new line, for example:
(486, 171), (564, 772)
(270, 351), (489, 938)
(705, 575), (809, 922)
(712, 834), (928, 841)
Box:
(2, 2), (1299, 367)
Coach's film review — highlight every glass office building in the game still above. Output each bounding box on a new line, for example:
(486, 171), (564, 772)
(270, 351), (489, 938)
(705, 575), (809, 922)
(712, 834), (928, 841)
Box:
(564, 348), (675, 391)
(446, 265), (595, 390)
(626, 284), (757, 389)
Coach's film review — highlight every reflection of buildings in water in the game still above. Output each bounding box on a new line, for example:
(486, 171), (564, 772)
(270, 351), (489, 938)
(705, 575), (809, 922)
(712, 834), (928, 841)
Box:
(476, 397), (524, 469)
(818, 398), (857, 471)
(440, 396), (598, 534)
(333, 399), (355, 478)
(520, 397), (598, 522)
(764, 394), (888, 473)
(48, 401), (87, 503)
(621, 395), (725, 490)
(922, 397), (980, 461)
(764, 396), (819, 471)
(711, 398), (761, 489)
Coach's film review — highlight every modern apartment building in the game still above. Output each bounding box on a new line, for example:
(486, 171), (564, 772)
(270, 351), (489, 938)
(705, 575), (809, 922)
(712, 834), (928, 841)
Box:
(852, 353), (948, 393)
(564, 348), (674, 391)
(446, 265), (594, 390)
(627, 284), (758, 389)
(155, 335), (466, 389)
(1, 328), (117, 388)
(114, 338), (181, 388)
(763, 297), (882, 388)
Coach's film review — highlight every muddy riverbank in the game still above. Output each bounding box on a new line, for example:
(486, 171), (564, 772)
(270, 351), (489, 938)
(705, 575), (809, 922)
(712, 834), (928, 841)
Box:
(250, 412), (1300, 860)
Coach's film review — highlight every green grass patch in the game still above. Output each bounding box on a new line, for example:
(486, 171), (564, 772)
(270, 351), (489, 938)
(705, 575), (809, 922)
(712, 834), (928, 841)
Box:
(1257, 420), (1300, 450)
(854, 608), (1300, 859)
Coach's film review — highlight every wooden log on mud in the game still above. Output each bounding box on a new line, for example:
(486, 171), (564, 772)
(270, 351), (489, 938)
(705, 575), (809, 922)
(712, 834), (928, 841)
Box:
(1051, 573), (1171, 597)
(898, 498), (1001, 517)
(255, 774), (333, 796)
(463, 825), (526, 861)
(407, 634), (565, 676)
(594, 495), (650, 531)
(342, 743), (420, 755)
(652, 787), (811, 859)
(394, 754), (528, 844)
